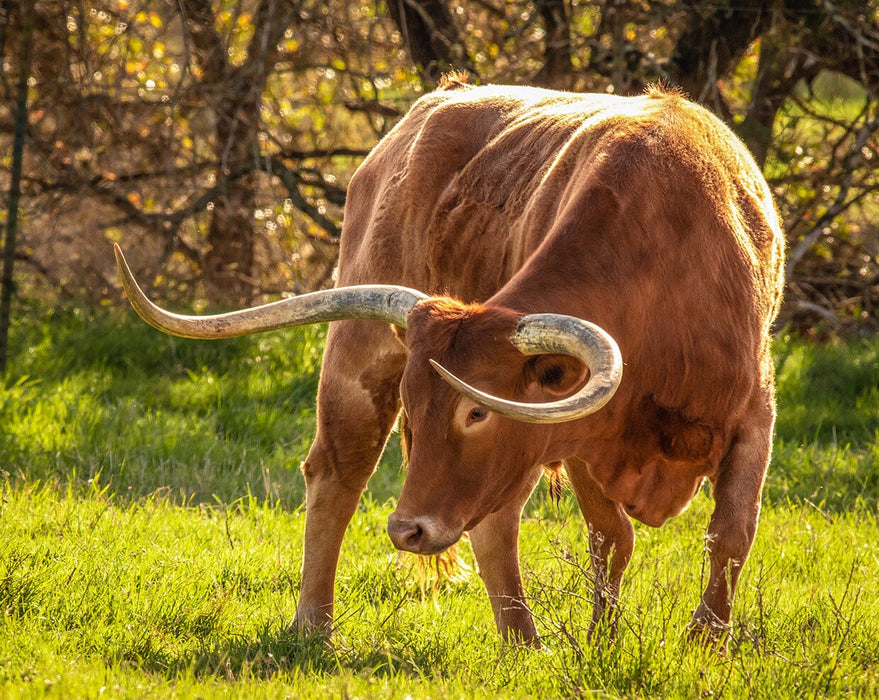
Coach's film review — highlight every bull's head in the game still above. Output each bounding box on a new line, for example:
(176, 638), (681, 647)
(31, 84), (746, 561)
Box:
(114, 245), (622, 553)
(388, 298), (622, 553)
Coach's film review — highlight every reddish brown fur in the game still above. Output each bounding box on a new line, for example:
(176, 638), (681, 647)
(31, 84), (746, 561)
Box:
(294, 83), (784, 645)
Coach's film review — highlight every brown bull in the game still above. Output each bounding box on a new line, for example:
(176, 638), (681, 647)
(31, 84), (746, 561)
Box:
(115, 80), (784, 646)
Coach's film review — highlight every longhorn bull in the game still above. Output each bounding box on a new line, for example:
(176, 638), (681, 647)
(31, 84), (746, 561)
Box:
(116, 79), (784, 646)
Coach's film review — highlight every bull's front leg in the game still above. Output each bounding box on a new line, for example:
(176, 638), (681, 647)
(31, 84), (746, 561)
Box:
(690, 397), (774, 644)
(293, 321), (405, 634)
(468, 467), (543, 646)
(565, 458), (635, 638)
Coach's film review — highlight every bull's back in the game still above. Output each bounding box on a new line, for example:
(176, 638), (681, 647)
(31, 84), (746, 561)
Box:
(340, 85), (780, 309)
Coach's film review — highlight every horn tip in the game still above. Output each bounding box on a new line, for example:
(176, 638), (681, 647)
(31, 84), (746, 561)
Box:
(428, 358), (450, 378)
(113, 243), (128, 270)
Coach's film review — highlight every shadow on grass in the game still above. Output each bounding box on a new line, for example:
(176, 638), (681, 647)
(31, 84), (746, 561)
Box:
(4, 304), (409, 507)
(112, 624), (336, 680)
(5, 307), (877, 514)
(9, 304), (262, 380)
(769, 334), (878, 511)
(773, 334), (879, 446)
(123, 623), (443, 684)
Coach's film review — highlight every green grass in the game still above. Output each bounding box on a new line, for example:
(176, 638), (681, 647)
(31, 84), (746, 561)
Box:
(1, 305), (877, 698)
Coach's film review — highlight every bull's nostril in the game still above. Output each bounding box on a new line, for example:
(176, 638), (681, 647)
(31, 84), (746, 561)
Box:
(405, 524), (423, 548)
(387, 515), (425, 553)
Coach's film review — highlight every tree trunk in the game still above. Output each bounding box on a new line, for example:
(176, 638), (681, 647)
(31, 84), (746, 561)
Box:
(666, 0), (771, 109)
(181, 0), (297, 305)
(737, 31), (814, 167)
(202, 84), (260, 305)
(385, 0), (476, 86)
(0, 0), (34, 374)
(532, 0), (573, 89)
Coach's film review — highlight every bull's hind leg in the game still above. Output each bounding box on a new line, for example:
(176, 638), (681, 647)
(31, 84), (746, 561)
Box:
(565, 458), (635, 638)
(690, 394), (775, 643)
(468, 467), (543, 645)
(293, 320), (406, 633)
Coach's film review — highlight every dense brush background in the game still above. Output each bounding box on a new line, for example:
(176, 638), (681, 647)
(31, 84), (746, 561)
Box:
(1, 1), (878, 697)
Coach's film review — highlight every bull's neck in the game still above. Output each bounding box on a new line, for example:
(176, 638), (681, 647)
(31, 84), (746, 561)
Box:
(423, 220), (540, 303)
(488, 253), (588, 317)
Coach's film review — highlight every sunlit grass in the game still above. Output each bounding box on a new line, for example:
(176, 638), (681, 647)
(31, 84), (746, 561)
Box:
(1, 306), (877, 697)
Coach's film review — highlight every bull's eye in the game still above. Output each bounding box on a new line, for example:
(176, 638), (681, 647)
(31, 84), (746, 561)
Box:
(467, 406), (489, 425)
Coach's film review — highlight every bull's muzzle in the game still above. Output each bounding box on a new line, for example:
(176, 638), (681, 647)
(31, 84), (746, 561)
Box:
(387, 512), (462, 555)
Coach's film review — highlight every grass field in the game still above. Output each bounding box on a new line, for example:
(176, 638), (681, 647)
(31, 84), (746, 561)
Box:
(1, 305), (877, 698)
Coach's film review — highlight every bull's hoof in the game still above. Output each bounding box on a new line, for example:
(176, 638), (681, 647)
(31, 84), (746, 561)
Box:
(687, 610), (730, 652)
(502, 628), (541, 649)
(289, 610), (335, 649)
(288, 625), (336, 654)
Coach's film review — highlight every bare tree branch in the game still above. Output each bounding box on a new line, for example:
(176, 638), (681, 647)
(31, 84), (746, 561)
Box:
(785, 111), (879, 281)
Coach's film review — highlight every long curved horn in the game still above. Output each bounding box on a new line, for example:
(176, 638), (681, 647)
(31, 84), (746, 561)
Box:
(429, 313), (622, 424)
(114, 244), (428, 337)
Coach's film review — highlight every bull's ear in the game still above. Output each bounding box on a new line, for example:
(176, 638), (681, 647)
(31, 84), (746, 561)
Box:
(523, 354), (589, 397)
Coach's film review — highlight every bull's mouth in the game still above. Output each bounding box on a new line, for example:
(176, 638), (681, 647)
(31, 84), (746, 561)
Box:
(387, 513), (463, 554)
